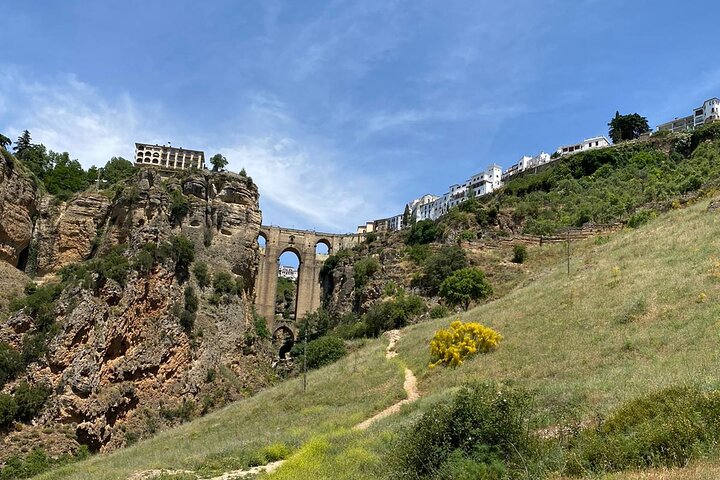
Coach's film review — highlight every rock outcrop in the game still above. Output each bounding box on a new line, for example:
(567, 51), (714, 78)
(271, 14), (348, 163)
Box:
(0, 151), (39, 268)
(0, 162), (272, 457)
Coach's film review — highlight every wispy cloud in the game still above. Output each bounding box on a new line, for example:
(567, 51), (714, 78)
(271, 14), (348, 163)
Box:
(0, 69), (165, 167)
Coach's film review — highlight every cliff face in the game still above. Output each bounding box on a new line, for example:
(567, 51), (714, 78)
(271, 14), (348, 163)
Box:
(0, 159), (270, 457)
(0, 151), (39, 268)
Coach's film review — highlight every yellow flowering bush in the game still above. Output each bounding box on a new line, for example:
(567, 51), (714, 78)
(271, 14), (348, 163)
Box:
(429, 320), (502, 368)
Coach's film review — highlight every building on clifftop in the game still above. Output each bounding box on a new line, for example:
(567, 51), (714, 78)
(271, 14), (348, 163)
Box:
(134, 143), (206, 170)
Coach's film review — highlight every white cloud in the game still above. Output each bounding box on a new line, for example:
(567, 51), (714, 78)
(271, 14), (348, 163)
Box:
(0, 70), (165, 168)
(220, 134), (388, 232)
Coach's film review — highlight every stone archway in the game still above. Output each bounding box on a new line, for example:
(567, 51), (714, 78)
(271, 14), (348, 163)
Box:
(273, 326), (295, 359)
(254, 226), (364, 334)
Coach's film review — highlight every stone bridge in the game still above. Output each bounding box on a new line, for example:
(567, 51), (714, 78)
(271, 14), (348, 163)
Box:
(254, 226), (364, 341)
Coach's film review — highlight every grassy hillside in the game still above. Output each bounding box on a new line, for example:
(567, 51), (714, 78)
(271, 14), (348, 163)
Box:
(36, 196), (720, 479)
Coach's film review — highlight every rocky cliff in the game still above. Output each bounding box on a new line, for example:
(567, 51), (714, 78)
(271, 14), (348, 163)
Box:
(0, 152), (272, 458)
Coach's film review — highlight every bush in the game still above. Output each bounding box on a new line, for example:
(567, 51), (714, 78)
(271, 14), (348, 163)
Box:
(161, 235), (195, 282)
(0, 393), (18, 427)
(393, 382), (533, 478)
(405, 244), (430, 264)
(353, 257), (380, 290)
(364, 292), (426, 337)
(429, 320), (502, 368)
(184, 286), (198, 313)
(0, 342), (23, 388)
(566, 386), (720, 475)
(439, 268), (493, 311)
(319, 249), (352, 281)
(169, 189), (190, 224)
(303, 336), (347, 369)
(418, 245), (468, 295)
(10, 282), (64, 332)
(428, 304), (450, 319)
(406, 220), (439, 245)
(213, 271), (240, 297)
(0, 447), (90, 480)
(253, 313), (270, 340)
(179, 310), (195, 331)
(12, 381), (51, 422)
(627, 210), (655, 228)
(192, 261), (210, 288)
(512, 245), (527, 264)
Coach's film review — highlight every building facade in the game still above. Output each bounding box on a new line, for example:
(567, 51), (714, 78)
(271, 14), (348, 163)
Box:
(135, 143), (206, 170)
(556, 136), (610, 156)
(278, 265), (298, 281)
(502, 152), (552, 180)
(657, 97), (720, 132)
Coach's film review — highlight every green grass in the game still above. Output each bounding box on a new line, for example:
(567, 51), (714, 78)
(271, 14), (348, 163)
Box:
(34, 340), (404, 479)
(34, 197), (720, 479)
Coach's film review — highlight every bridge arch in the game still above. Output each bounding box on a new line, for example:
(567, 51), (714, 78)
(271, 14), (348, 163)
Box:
(254, 226), (364, 340)
(273, 326), (295, 359)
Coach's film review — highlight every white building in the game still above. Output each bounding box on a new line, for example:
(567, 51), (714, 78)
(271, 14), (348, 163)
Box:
(278, 265), (298, 281)
(556, 136), (610, 156)
(409, 194), (440, 222)
(420, 164), (503, 221)
(657, 97), (720, 132)
(502, 152), (552, 180)
(134, 143), (205, 170)
(387, 213), (404, 231)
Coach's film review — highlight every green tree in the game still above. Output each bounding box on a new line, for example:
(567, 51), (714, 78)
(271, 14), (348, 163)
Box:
(0, 133), (11, 150)
(101, 157), (135, 185)
(19, 144), (51, 179)
(13, 130), (32, 155)
(43, 152), (89, 198)
(406, 219), (439, 245)
(419, 245), (468, 295)
(608, 111), (650, 143)
(439, 268), (493, 311)
(402, 204), (411, 227)
(210, 153), (228, 172)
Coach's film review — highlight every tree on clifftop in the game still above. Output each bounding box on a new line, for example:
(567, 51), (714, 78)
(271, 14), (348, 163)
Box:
(210, 153), (228, 172)
(0, 133), (10, 150)
(13, 130), (32, 155)
(608, 111), (650, 143)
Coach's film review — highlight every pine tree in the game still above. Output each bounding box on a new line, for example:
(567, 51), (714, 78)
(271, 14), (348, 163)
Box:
(0, 133), (11, 150)
(13, 130), (32, 155)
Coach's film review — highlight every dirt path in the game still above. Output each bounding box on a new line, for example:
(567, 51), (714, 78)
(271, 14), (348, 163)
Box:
(353, 329), (419, 430)
(129, 330), (418, 479)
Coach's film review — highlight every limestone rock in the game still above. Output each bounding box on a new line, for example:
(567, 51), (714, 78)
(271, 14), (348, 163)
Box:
(0, 152), (39, 268)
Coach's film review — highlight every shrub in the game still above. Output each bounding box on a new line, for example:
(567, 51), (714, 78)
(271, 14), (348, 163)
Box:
(319, 249), (352, 281)
(512, 245), (527, 264)
(353, 257), (380, 290)
(184, 286), (198, 313)
(0, 393), (18, 427)
(21, 333), (49, 365)
(0, 342), (23, 388)
(459, 229), (476, 241)
(169, 189), (190, 224)
(303, 336), (347, 369)
(439, 268), (493, 311)
(179, 310), (195, 331)
(364, 292), (426, 337)
(418, 245), (468, 295)
(627, 210), (655, 228)
(429, 320), (502, 368)
(428, 304), (450, 319)
(161, 235), (195, 282)
(192, 261), (210, 288)
(253, 312), (270, 340)
(393, 382), (533, 478)
(566, 386), (720, 474)
(0, 447), (90, 480)
(10, 282), (63, 332)
(364, 232), (378, 244)
(406, 219), (439, 245)
(213, 271), (239, 296)
(12, 381), (51, 422)
(405, 244), (430, 264)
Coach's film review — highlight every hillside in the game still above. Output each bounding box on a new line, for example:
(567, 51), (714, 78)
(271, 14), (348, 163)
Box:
(31, 195), (720, 479)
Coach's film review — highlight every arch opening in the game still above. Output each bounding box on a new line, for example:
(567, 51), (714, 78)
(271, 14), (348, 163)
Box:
(257, 233), (267, 253)
(276, 250), (300, 322)
(273, 326), (295, 360)
(16, 244), (30, 272)
(315, 239), (331, 256)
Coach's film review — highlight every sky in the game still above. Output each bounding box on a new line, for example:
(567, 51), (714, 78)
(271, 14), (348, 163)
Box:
(1, 1), (719, 234)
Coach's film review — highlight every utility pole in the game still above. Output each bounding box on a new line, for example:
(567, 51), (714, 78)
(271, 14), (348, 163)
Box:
(566, 231), (571, 277)
(302, 326), (307, 393)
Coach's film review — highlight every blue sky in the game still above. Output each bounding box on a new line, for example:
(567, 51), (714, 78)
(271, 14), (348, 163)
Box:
(1, 1), (719, 233)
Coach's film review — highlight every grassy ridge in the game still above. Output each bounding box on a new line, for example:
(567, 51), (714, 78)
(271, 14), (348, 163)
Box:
(35, 197), (720, 479)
